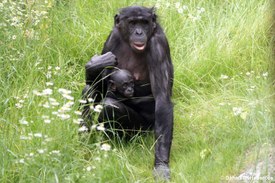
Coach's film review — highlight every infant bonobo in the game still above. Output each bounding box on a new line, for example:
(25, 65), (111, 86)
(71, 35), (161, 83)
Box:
(107, 69), (134, 99)
(100, 69), (136, 136)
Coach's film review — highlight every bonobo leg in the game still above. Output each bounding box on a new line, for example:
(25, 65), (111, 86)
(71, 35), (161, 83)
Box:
(98, 97), (144, 137)
(153, 100), (173, 181)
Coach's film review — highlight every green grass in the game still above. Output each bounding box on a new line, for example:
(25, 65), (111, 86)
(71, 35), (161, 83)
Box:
(0, 0), (274, 182)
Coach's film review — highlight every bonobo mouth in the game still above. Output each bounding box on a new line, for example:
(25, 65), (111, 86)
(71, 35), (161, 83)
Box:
(125, 92), (134, 98)
(127, 94), (133, 98)
(132, 42), (146, 51)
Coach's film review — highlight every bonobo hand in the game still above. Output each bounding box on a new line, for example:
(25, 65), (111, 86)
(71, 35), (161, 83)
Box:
(85, 52), (118, 84)
(153, 163), (170, 181)
(85, 52), (118, 71)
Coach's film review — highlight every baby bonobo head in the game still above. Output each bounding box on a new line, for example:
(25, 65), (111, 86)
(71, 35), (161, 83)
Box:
(109, 69), (134, 98)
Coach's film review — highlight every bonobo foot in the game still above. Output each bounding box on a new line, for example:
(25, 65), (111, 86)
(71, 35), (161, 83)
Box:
(153, 163), (170, 181)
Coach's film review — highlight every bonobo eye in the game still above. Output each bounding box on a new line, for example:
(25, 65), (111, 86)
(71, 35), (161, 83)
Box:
(129, 81), (134, 87)
(128, 20), (136, 26)
(122, 83), (128, 89)
(141, 19), (149, 24)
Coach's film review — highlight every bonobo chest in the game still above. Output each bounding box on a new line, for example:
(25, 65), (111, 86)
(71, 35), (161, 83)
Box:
(115, 47), (149, 82)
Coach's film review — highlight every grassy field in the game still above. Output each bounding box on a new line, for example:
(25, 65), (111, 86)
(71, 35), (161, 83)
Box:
(0, 0), (274, 182)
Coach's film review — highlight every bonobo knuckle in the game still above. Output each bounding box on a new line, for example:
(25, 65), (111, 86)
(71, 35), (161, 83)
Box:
(103, 52), (117, 66)
(91, 54), (99, 59)
(85, 62), (91, 70)
(103, 52), (114, 59)
(86, 52), (117, 68)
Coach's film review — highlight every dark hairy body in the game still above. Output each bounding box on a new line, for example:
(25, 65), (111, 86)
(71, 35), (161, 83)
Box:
(82, 6), (174, 180)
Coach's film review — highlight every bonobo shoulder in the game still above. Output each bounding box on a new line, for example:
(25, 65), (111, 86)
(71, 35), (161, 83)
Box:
(103, 29), (121, 53)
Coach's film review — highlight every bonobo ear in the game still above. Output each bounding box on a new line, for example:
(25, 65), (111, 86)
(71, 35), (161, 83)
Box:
(109, 80), (116, 91)
(114, 14), (120, 26)
(150, 7), (157, 29)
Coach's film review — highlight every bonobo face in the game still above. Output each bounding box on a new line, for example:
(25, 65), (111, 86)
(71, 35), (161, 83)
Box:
(115, 6), (157, 53)
(110, 70), (134, 98)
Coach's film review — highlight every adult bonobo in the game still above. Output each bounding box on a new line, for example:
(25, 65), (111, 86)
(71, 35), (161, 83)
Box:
(82, 6), (174, 180)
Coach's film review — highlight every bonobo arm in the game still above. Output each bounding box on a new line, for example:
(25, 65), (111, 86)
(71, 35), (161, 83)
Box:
(81, 52), (117, 128)
(85, 52), (117, 85)
(147, 27), (174, 180)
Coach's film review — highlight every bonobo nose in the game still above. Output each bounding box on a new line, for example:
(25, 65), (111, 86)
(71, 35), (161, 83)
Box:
(135, 29), (143, 35)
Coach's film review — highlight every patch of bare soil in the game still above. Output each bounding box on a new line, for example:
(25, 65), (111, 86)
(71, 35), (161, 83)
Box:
(232, 145), (275, 183)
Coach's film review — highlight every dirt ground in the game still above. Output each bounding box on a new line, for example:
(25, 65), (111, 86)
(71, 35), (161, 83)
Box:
(225, 144), (275, 183)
